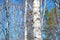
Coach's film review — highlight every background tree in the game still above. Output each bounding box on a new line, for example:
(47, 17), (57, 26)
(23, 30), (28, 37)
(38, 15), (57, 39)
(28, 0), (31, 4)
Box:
(45, 7), (59, 40)
(5, 0), (9, 40)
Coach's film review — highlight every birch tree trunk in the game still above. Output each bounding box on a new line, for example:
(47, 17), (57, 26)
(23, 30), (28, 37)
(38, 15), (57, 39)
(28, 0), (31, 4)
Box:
(5, 0), (9, 40)
(25, 0), (28, 40)
(32, 0), (42, 40)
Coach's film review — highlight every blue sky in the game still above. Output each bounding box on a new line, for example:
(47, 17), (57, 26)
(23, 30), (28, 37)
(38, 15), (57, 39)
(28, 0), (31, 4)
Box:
(46, 0), (55, 11)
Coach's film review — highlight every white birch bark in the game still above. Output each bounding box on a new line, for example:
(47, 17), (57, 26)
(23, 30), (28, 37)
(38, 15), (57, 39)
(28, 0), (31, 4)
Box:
(25, 0), (28, 40)
(32, 0), (42, 40)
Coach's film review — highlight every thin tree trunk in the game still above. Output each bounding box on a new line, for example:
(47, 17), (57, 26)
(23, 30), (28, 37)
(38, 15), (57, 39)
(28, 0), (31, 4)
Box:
(5, 0), (9, 40)
(25, 0), (28, 40)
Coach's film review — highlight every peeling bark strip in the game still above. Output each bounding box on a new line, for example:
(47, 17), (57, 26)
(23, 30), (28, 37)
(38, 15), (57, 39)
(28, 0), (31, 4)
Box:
(32, 0), (42, 40)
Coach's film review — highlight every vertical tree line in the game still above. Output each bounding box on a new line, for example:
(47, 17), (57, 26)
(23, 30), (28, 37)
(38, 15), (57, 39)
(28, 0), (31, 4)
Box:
(5, 0), (9, 40)
(25, 0), (28, 40)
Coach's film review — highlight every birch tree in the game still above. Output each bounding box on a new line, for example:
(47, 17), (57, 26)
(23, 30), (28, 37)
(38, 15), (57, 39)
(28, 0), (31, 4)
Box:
(25, 0), (28, 40)
(5, 0), (9, 40)
(32, 0), (42, 40)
